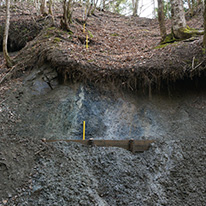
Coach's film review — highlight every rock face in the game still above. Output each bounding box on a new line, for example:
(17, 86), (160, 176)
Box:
(4, 64), (204, 141)
(0, 65), (206, 205)
(43, 83), (206, 141)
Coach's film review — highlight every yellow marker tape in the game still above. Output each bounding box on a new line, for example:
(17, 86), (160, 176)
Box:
(83, 121), (85, 140)
(83, 24), (85, 33)
(86, 35), (89, 49)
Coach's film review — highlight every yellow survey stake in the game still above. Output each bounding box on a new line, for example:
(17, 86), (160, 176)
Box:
(83, 24), (85, 33)
(83, 121), (85, 140)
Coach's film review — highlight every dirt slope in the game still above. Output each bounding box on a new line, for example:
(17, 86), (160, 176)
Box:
(0, 3), (206, 206)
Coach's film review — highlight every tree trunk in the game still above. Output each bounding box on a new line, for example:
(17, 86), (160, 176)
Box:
(166, 1), (170, 18)
(187, 0), (193, 16)
(102, 0), (105, 10)
(171, 0), (187, 39)
(40, 0), (47, 16)
(49, 0), (53, 15)
(203, 0), (206, 48)
(87, 3), (93, 17)
(157, 0), (167, 41)
(84, 0), (92, 21)
(61, 0), (69, 30)
(192, 0), (195, 10)
(67, 0), (73, 24)
(35, 0), (40, 15)
(3, 0), (13, 68)
(91, 0), (99, 15)
(132, 0), (138, 16)
(60, 0), (73, 31)
(197, 0), (202, 5)
(152, 0), (156, 18)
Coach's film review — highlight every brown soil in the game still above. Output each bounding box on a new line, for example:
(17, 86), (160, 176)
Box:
(9, 2), (205, 91)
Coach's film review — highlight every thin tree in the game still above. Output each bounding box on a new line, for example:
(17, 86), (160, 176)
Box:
(152, 0), (156, 18)
(102, 0), (106, 10)
(60, 0), (73, 31)
(3, 0), (13, 67)
(197, 0), (202, 5)
(40, 0), (47, 16)
(49, 0), (53, 16)
(157, 0), (167, 41)
(191, 0), (195, 15)
(85, 0), (93, 18)
(187, 0), (192, 16)
(35, 0), (40, 15)
(203, 0), (206, 48)
(132, 0), (139, 16)
(91, 0), (99, 15)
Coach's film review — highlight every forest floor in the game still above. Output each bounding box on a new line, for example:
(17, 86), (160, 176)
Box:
(0, 2), (206, 206)
(0, 2), (205, 88)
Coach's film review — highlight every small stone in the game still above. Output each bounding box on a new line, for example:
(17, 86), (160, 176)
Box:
(2, 199), (8, 204)
(8, 193), (12, 198)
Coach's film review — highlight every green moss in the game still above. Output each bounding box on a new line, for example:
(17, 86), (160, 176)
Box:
(155, 33), (178, 49)
(142, 29), (149, 32)
(67, 31), (73, 35)
(22, 28), (28, 34)
(161, 33), (177, 44)
(53, 37), (61, 43)
(180, 27), (194, 34)
(44, 32), (52, 38)
(47, 27), (56, 31)
(157, 25), (203, 48)
(154, 43), (170, 49)
(184, 25), (203, 34)
(110, 33), (119, 37)
(177, 26), (204, 39)
(56, 29), (73, 37)
(154, 41), (178, 49)
(88, 30), (94, 38)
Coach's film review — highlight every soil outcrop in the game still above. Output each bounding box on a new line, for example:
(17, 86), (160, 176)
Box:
(0, 3), (206, 206)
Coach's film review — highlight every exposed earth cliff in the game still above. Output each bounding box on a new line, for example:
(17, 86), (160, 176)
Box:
(0, 3), (206, 206)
